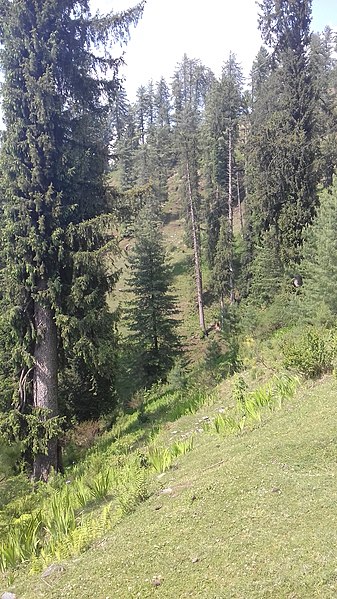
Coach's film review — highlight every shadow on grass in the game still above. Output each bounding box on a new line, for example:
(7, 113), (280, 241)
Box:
(163, 211), (181, 224)
(123, 387), (209, 440)
(171, 257), (190, 278)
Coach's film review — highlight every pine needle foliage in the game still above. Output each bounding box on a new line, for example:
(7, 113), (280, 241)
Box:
(125, 203), (180, 386)
(0, 0), (144, 478)
(299, 177), (337, 325)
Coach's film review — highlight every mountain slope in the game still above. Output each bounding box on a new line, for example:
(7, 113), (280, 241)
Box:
(8, 375), (337, 599)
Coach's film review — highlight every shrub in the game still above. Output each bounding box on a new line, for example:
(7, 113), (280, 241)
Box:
(281, 327), (336, 378)
(167, 359), (188, 391)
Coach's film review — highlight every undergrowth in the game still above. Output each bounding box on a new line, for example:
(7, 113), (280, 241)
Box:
(0, 384), (204, 576)
(206, 373), (299, 437)
(0, 367), (300, 579)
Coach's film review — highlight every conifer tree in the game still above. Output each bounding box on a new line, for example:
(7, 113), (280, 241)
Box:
(110, 85), (130, 142)
(172, 55), (214, 336)
(299, 177), (337, 325)
(0, 0), (144, 480)
(247, 0), (317, 267)
(125, 204), (180, 385)
(202, 54), (243, 306)
(310, 28), (337, 188)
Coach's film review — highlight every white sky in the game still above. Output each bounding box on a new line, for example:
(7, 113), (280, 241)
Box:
(91, 0), (337, 100)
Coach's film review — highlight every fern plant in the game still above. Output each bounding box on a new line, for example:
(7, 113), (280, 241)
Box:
(87, 470), (113, 501)
(147, 446), (173, 473)
(170, 436), (194, 457)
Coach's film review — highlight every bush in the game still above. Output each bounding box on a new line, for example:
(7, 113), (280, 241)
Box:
(281, 327), (336, 378)
(166, 358), (188, 391)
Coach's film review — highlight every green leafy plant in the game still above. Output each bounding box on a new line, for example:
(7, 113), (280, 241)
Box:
(170, 436), (194, 457)
(44, 492), (76, 540)
(87, 470), (113, 501)
(213, 414), (239, 435)
(147, 446), (173, 473)
(232, 375), (248, 411)
(0, 512), (42, 572)
(282, 328), (335, 378)
(273, 374), (299, 408)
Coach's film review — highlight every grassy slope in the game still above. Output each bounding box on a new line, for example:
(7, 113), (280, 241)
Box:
(7, 374), (337, 599)
(3, 193), (336, 597)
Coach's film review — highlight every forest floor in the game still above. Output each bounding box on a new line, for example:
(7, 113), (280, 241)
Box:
(5, 373), (337, 598)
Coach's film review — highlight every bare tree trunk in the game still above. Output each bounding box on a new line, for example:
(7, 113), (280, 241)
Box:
(244, 122), (249, 199)
(237, 172), (244, 236)
(228, 127), (235, 304)
(220, 292), (225, 330)
(32, 296), (59, 482)
(186, 160), (207, 336)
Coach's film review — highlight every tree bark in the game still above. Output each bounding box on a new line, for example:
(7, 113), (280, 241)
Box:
(228, 127), (235, 304)
(32, 296), (59, 482)
(186, 160), (207, 336)
(237, 172), (244, 236)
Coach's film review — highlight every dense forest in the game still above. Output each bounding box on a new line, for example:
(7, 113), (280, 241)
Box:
(2, 0), (337, 589)
(1, 0), (337, 475)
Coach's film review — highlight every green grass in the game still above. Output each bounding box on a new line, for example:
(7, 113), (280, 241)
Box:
(3, 374), (337, 597)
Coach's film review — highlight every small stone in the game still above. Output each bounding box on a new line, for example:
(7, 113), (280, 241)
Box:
(160, 487), (173, 495)
(191, 557), (199, 563)
(151, 575), (163, 587)
(2, 593), (17, 599)
(41, 563), (65, 578)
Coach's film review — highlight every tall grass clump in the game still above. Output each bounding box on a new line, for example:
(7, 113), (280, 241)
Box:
(147, 437), (194, 474)
(0, 512), (42, 572)
(209, 374), (299, 438)
(87, 470), (113, 500)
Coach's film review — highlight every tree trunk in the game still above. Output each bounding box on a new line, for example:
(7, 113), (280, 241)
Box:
(228, 127), (235, 304)
(186, 160), (207, 336)
(237, 172), (244, 236)
(220, 292), (225, 330)
(32, 296), (59, 482)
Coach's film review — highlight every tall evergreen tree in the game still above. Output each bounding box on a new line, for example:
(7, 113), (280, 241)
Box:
(310, 28), (337, 188)
(247, 0), (317, 267)
(299, 177), (337, 325)
(0, 0), (144, 480)
(109, 85), (130, 142)
(125, 204), (180, 385)
(172, 55), (214, 336)
(202, 54), (243, 306)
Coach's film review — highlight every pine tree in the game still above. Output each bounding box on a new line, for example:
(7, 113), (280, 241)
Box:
(0, 0), (144, 480)
(172, 55), (214, 336)
(115, 105), (139, 190)
(110, 85), (130, 142)
(125, 204), (180, 385)
(202, 54), (243, 307)
(247, 0), (318, 267)
(299, 177), (337, 325)
(310, 28), (337, 188)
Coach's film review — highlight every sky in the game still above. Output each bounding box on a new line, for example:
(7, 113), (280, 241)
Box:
(91, 0), (337, 100)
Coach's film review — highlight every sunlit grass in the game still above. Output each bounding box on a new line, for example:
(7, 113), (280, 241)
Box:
(6, 375), (337, 598)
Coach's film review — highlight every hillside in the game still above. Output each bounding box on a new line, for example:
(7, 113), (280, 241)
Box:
(2, 3), (337, 599)
(4, 374), (337, 599)
(3, 174), (337, 599)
